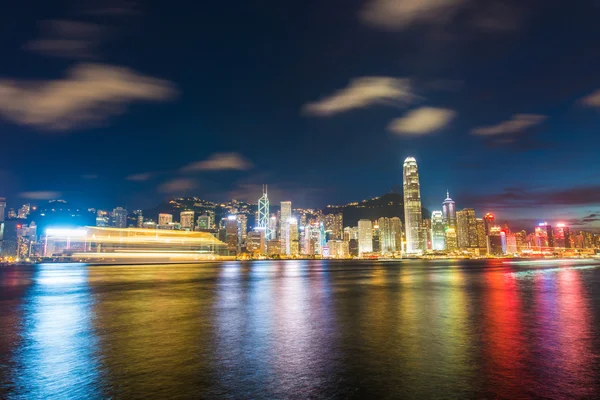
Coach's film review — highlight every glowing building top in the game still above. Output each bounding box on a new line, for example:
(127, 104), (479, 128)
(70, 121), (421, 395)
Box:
(258, 185), (270, 239)
(442, 190), (456, 230)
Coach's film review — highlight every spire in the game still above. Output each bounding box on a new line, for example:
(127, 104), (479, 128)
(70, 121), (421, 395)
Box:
(265, 184), (268, 196)
(446, 189), (450, 199)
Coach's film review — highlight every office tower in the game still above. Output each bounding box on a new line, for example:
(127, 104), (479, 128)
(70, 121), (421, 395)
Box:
(343, 226), (359, 242)
(535, 222), (554, 249)
(442, 191), (457, 229)
(303, 222), (323, 255)
(403, 157), (424, 254)
(390, 217), (403, 254)
(258, 185), (270, 239)
(247, 228), (266, 253)
(280, 201), (292, 252)
(488, 226), (505, 255)
(180, 211), (195, 230)
(326, 240), (349, 258)
(456, 208), (478, 250)
(225, 215), (239, 253)
(431, 211), (446, 251)
(137, 212), (143, 228)
(445, 228), (458, 252)
(554, 224), (570, 248)
(158, 213), (173, 226)
(288, 218), (299, 255)
(269, 215), (278, 240)
(112, 207), (127, 228)
(197, 214), (211, 230)
(324, 213), (343, 240)
(484, 213), (495, 235)
(358, 219), (373, 255)
(237, 214), (248, 244)
(422, 218), (432, 250)
(476, 218), (487, 252)
(378, 217), (396, 254)
(505, 234), (518, 254)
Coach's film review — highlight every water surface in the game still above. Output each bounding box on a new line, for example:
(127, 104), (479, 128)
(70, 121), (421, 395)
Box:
(1, 260), (600, 399)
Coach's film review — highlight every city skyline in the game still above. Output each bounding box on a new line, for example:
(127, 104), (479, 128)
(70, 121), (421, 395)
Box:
(0, 1), (599, 231)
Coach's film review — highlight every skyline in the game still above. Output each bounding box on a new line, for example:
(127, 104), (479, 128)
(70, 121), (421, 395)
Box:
(1, 0), (600, 230)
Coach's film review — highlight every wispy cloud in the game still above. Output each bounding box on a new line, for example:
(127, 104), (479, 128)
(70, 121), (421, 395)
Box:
(471, 114), (546, 136)
(360, 0), (467, 31)
(303, 77), (414, 116)
(157, 178), (197, 194)
(20, 191), (62, 200)
(181, 153), (254, 172)
(580, 88), (600, 108)
(126, 172), (153, 181)
(388, 107), (456, 135)
(24, 20), (108, 59)
(0, 63), (177, 131)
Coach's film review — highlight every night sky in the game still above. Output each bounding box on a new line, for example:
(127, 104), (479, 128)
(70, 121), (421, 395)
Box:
(1, 0), (600, 229)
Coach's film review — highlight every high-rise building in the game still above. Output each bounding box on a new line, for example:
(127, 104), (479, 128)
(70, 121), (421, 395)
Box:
(158, 213), (173, 226)
(488, 226), (505, 255)
(456, 208), (478, 250)
(391, 217), (403, 254)
(445, 228), (458, 252)
(225, 215), (239, 253)
(422, 218), (432, 250)
(180, 211), (195, 230)
(136, 211), (144, 228)
(358, 219), (373, 255)
(247, 228), (266, 253)
(442, 191), (457, 230)
(431, 211), (445, 251)
(476, 218), (487, 252)
(378, 217), (396, 254)
(269, 215), (278, 240)
(554, 224), (571, 248)
(403, 157), (424, 254)
(535, 222), (554, 249)
(280, 201), (292, 252)
(112, 207), (127, 228)
(237, 214), (248, 244)
(288, 218), (299, 255)
(484, 213), (495, 235)
(257, 185), (271, 239)
(96, 210), (110, 227)
(326, 240), (349, 258)
(324, 213), (343, 240)
(197, 214), (211, 230)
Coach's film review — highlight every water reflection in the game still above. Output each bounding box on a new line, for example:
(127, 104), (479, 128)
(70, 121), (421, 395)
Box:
(11, 264), (101, 399)
(0, 260), (599, 398)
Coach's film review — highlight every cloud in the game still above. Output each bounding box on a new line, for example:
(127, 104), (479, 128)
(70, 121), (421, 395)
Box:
(303, 77), (414, 116)
(470, 185), (600, 209)
(181, 153), (254, 172)
(388, 107), (456, 135)
(19, 191), (62, 200)
(24, 20), (108, 59)
(471, 114), (546, 136)
(0, 63), (176, 131)
(580, 88), (600, 108)
(360, 0), (467, 31)
(126, 172), (153, 181)
(157, 178), (197, 194)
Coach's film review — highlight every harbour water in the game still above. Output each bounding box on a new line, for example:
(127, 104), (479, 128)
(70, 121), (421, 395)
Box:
(1, 259), (600, 399)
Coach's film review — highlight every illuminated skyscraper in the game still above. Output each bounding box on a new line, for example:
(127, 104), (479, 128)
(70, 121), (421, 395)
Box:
(257, 185), (271, 239)
(403, 157), (424, 254)
(288, 218), (299, 255)
(554, 224), (570, 248)
(484, 213), (495, 235)
(390, 217), (403, 253)
(280, 201), (292, 252)
(378, 217), (396, 254)
(197, 214), (211, 230)
(180, 211), (195, 230)
(431, 211), (445, 251)
(237, 214), (248, 244)
(225, 215), (238, 253)
(112, 207), (127, 228)
(476, 218), (487, 252)
(535, 222), (554, 249)
(358, 219), (373, 255)
(456, 208), (478, 250)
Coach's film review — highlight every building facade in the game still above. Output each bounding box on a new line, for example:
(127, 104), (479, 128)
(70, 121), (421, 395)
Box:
(403, 157), (424, 254)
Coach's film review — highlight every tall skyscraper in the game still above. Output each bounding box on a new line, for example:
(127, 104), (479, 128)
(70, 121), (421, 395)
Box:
(378, 217), (396, 254)
(180, 211), (195, 230)
(358, 219), (373, 255)
(258, 185), (271, 239)
(280, 201), (292, 252)
(403, 157), (424, 254)
(288, 218), (299, 255)
(431, 211), (446, 251)
(225, 215), (239, 253)
(456, 208), (478, 249)
(390, 217), (403, 254)
(476, 218), (487, 252)
(112, 207), (127, 228)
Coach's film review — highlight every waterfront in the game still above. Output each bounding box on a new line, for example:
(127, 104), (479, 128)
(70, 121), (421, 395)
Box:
(1, 260), (600, 399)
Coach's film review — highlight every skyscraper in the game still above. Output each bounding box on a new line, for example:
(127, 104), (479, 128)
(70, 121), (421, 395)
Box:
(456, 208), (478, 250)
(288, 218), (299, 255)
(484, 213), (495, 235)
(225, 215), (238, 253)
(390, 217), (403, 254)
(378, 217), (396, 254)
(358, 219), (373, 255)
(180, 211), (195, 230)
(403, 157), (424, 254)
(258, 185), (270, 239)
(431, 211), (445, 251)
(158, 213), (173, 226)
(112, 207), (127, 228)
(280, 201), (292, 251)
(197, 214), (211, 230)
